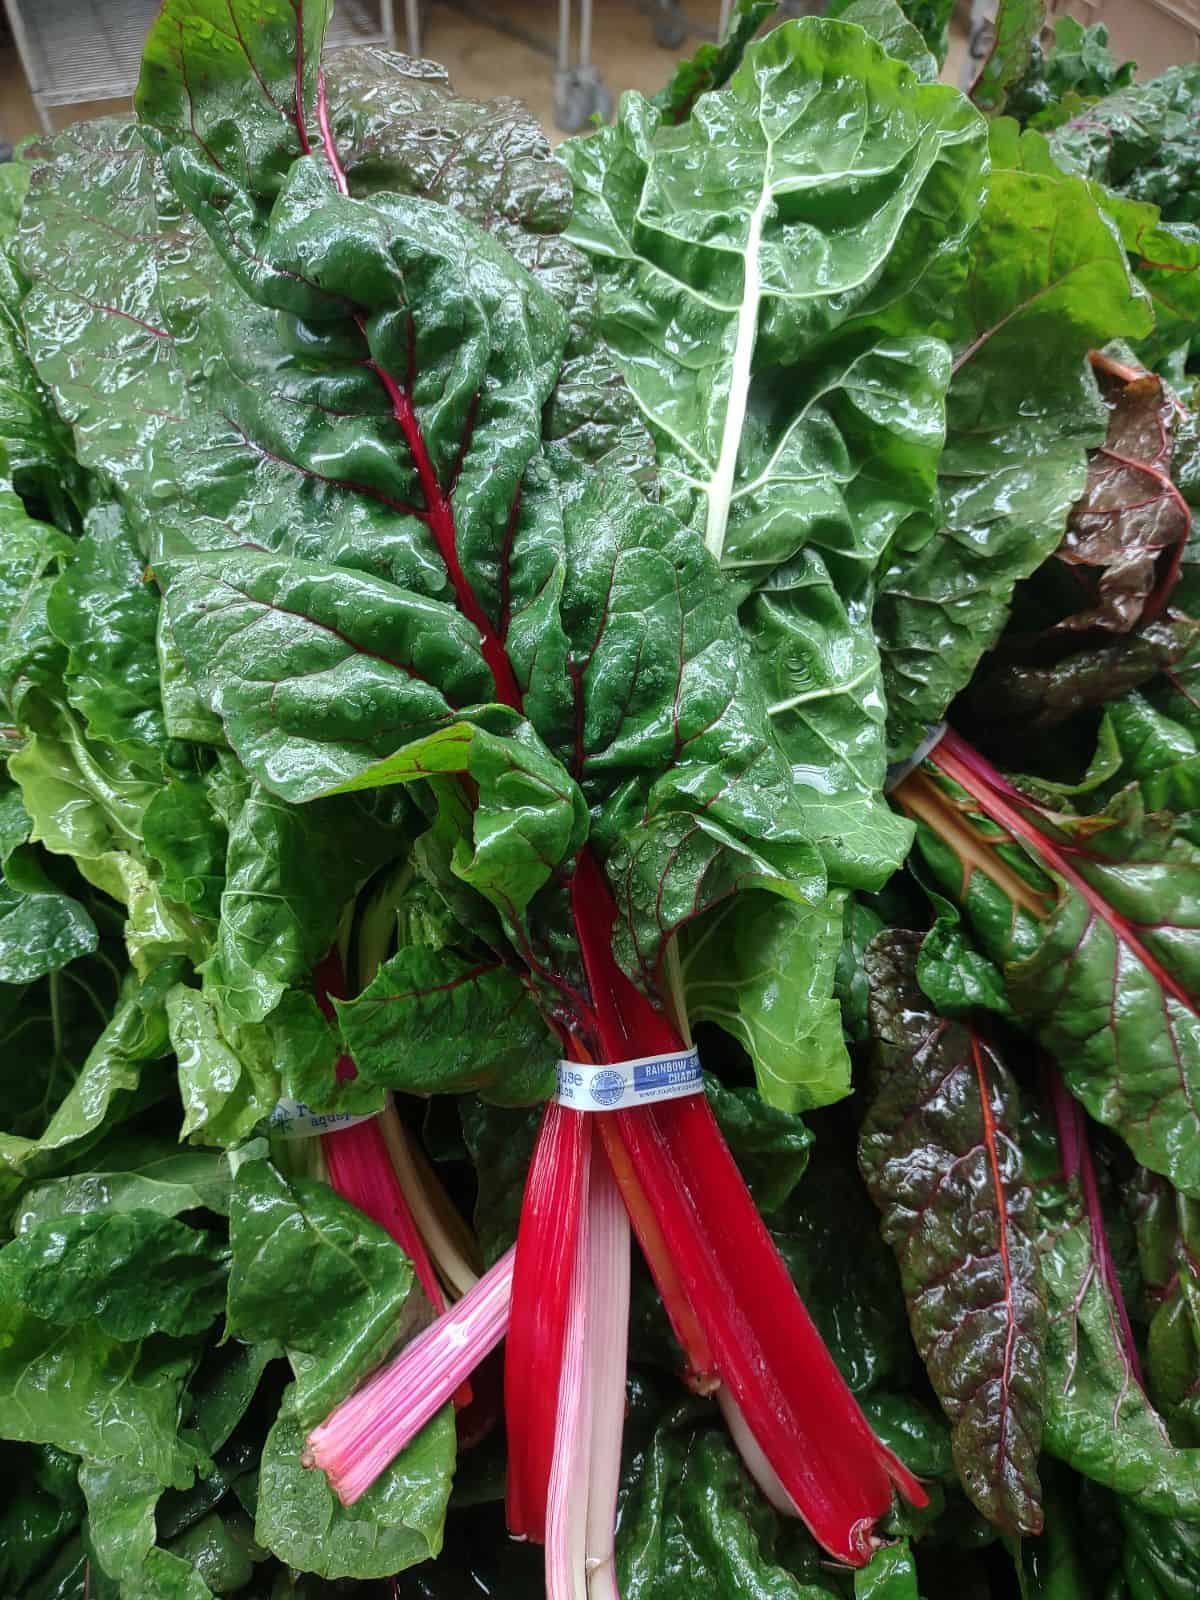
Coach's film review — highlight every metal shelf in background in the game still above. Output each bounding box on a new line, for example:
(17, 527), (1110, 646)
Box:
(2, 0), (395, 133)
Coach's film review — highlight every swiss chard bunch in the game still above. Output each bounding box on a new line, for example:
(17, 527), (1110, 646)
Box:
(8, 0), (935, 1584)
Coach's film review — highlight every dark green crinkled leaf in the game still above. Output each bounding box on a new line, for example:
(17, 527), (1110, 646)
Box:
(0, 1444), (85, 1594)
(1049, 65), (1200, 229)
(0, 486), (74, 722)
(876, 164), (1152, 757)
(771, 1136), (913, 1396)
(862, 929), (1046, 1537)
(136, 0), (332, 198)
(16, 118), (217, 496)
(0, 967), (175, 1200)
(337, 943), (555, 1106)
(211, 776), (408, 1026)
(1119, 1501), (1200, 1599)
(226, 1159), (431, 1426)
(564, 18), (986, 888)
(45, 505), (167, 764)
(227, 1159), (454, 1579)
(617, 1400), (838, 1600)
(0, 1210), (228, 1340)
(704, 1074), (811, 1214)
(0, 844), (98, 986)
(79, 1463), (213, 1600)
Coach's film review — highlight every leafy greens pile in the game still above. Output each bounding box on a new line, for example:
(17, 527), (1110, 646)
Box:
(3, 0), (1200, 1595)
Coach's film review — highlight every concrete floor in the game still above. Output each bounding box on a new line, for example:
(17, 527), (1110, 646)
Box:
(0, 0), (970, 149)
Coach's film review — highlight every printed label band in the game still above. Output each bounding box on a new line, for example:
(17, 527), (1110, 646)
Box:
(554, 1048), (703, 1112)
(267, 1098), (380, 1139)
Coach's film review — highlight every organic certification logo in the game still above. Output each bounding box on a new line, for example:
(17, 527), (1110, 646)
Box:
(589, 1069), (626, 1107)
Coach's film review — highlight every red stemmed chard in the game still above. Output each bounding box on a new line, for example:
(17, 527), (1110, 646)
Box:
(19, 0), (933, 1585)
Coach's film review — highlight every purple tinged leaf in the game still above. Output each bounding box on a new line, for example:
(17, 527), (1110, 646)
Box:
(861, 929), (1046, 1537)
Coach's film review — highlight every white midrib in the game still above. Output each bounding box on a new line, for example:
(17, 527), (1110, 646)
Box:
(703, 148), (774, 565)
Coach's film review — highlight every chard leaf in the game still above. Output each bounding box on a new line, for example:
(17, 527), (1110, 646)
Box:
(0, 968), (175, 1200)
(0, 226), (85, 522)
(226, 1159), (431, 1426)
(986, 119), (1200, 368)
(564, 19), (986, 886)
(831, 0), (939, 81)
(158, 550), (497, 803)
(907, 752), (1200, 1195)
(966, 617), (1200, 735)
(1134, 1173), (1200, 1440)
(877, 165), (1153, 757)
(0, 1444), (85, 1594)
(862, 930), (1046, 1536)
(336, 944), (556, 1105)
(227, 1160), (454, 1578)
(1003, 802), (1200, 1196)
(46, 506), (167, 763)
(704, 1075), (812, 1213)
(968, 0), (1044, 117)
(141, 776), (227, 927)
(211, 777), (408, 1026)
(0, 1210), (228, 1339)
(255, 1396), (452, 1581)
(166, 985), (349, 1148)
(617, 1401), (838, 1599)
(770, 1139), (913, 1395)
(0, 1306), (200, 1487)
(79, 1463), (212, 1600)
(1045, 361), (1190, 635)
(652, 0), (779, 124)
(137, 0), (330, 197)
(1048, 65), (1200, 229)
(679, 889), (851, 1112)
(1024, 1112), (1200, 1516)
(320, 718), (588, 921)
(15, 1142), (236, 1231)
(0, 839), (98, 985)
(0, 486), (74, 721)
(1119, 1502), (1200, 1598)
(16, 118), (217, 493)
(854, 1540), (919, 1599)
(10, 700), (204, 973)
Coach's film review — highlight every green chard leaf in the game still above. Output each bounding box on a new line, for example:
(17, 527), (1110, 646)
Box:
(877, 163), (1153, 758)
(862, 930), (1047, 1537)
(1132, 1170), (1200, 1442)
(0, 783), (98, 984)
(226, 1159), (454, 1578)
(617, 1399), (838, 1600)
(678, 888), (851, 1112)
(652, 0), (779, 124)
(24, 56), (822, 1037)
(336, 942), (556, 1106)
(0, 966), (176, 1201)
(830, 0), (940, 82)
(1049, 65), (1200, 229)
(910, 751), (1200, 1197)
(563, 18), (988, 888)
(0, 1210), (228, 1339)
(968, 0), (1045, 118)
(1023, 1108), (1200, 1518)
